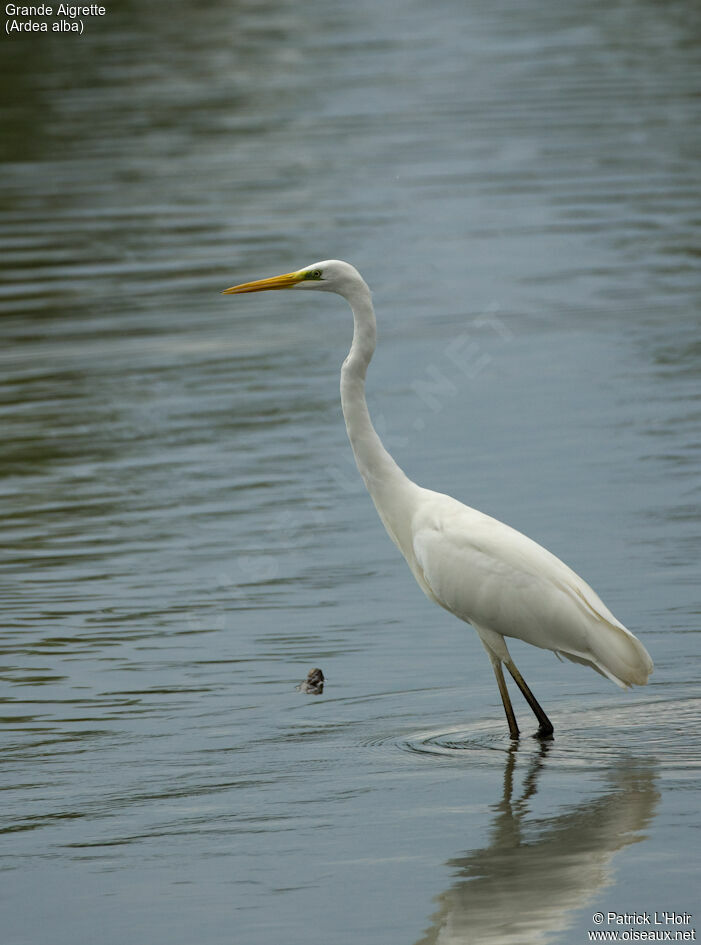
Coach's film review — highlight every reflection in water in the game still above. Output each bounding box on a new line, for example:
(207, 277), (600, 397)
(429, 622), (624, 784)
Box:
(416, 749), (659, 945)
(0, 0), (696, 941)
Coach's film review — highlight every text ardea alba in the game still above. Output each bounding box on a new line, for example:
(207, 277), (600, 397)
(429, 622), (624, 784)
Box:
(223, 260), (653, 738)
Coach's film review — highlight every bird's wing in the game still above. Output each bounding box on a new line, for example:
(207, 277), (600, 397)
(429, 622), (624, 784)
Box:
(411, 490), (614, 625)
(410, 490), (652, 686)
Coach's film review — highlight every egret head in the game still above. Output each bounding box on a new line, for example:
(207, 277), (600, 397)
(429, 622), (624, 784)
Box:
(222, 259), (366, 298)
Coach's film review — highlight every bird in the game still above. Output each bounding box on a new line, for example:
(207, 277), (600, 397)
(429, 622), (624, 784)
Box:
(297, 667), (325, 695)
(222, 259), (653, 739)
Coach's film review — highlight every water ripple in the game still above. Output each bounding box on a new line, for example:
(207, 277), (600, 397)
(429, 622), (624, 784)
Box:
(373, 696), (701, 774)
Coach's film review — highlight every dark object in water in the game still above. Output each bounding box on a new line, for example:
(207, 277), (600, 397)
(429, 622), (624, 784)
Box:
(297, 667), (324, 695)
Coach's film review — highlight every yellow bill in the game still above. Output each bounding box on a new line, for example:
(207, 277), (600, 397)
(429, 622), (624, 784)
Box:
(221, 270), (304, 294)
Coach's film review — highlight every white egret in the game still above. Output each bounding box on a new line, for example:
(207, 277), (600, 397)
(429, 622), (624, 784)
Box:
(223, 260), (653, 738)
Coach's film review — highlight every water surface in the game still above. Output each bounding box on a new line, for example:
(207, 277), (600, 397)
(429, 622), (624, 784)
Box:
(1, 1), (700, 943)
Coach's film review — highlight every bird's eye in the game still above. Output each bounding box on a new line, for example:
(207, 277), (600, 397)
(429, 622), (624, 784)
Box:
(305, 269), (323, 280)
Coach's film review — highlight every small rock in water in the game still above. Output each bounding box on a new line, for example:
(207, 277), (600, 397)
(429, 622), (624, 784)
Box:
(297, 667), (324, 695)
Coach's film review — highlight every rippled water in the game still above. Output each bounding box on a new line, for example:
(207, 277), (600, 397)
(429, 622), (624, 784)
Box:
(1, 1), (700, 943)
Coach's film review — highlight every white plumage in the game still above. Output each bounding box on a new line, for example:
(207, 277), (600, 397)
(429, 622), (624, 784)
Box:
(223, 259), (653, 738)
(411, 493), (652, 688)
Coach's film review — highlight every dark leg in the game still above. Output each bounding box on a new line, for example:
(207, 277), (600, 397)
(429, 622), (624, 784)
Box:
(492, 660), (520, 740)
(505, 660), (554, 739)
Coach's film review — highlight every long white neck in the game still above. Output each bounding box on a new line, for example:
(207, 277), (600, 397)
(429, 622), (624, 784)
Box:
(339, 280), (419, 547)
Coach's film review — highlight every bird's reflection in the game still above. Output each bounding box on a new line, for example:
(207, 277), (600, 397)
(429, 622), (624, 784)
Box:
(416, 745), (658, 945)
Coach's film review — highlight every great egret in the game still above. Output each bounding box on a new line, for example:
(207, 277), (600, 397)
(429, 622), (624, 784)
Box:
(223, 260), (653, 738)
